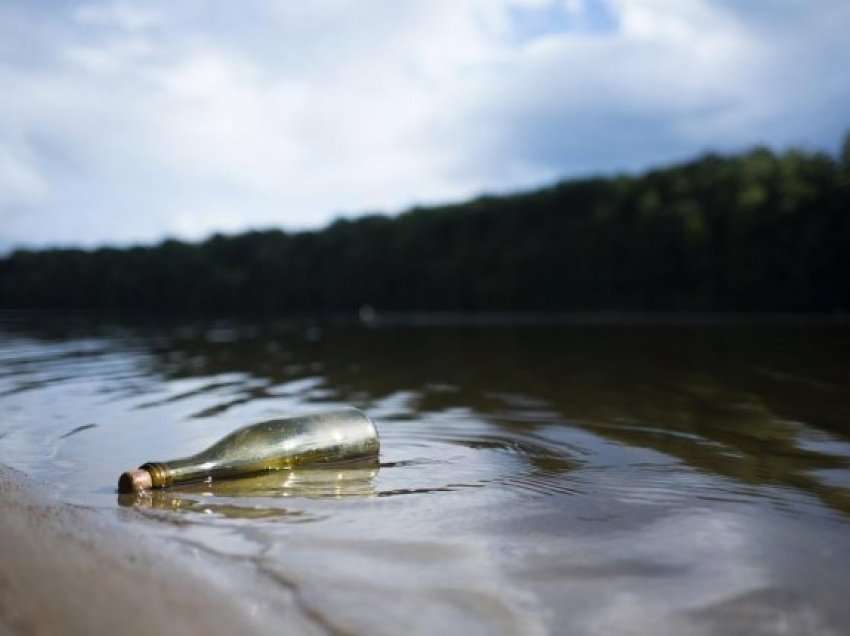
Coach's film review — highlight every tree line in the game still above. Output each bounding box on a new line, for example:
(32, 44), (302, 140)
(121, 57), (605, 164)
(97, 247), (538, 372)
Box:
(2, 135), (849, 314)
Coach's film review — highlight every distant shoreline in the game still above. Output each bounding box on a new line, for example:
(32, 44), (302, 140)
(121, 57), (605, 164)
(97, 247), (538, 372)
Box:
(2, 308), (850, 329)
(3, 141), (848, 315)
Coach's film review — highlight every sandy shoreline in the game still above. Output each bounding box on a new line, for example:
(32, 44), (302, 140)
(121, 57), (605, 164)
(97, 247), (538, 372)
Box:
(0, 465), (269, 636)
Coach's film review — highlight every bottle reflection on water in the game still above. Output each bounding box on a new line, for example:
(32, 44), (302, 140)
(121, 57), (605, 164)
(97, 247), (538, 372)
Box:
(117, 463), (379, 518)
(118, 407), (380, 493)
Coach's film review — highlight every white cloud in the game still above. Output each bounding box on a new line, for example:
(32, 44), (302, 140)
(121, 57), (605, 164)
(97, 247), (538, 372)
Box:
(0, 0), (848, 248)
(0, 142), (49, 208)
(73, 2), (162, 32)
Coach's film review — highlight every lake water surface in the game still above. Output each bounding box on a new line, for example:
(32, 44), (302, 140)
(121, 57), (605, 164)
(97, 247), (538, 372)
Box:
(2, 313), (850, 635)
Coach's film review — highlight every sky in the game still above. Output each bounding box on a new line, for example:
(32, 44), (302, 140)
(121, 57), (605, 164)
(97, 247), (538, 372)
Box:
(1, 0), (849, 250)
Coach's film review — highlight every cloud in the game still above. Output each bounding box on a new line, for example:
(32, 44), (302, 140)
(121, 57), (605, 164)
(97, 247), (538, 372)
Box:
(73, 2), (162, 31)
(0, 143), (50, 207)
(0, 0), (848, 248)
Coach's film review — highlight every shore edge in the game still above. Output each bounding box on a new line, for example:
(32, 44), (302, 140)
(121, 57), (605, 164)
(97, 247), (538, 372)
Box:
(0, 465), (263, 636)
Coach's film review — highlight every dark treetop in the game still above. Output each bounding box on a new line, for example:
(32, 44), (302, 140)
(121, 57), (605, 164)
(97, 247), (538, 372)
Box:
(2, 134), (849, 313)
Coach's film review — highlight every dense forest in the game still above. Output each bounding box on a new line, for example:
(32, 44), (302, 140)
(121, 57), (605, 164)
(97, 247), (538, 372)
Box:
(2, 136), (849, 314)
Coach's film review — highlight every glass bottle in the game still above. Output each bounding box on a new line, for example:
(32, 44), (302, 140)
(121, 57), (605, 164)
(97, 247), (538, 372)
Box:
(118, 407), (379, 492)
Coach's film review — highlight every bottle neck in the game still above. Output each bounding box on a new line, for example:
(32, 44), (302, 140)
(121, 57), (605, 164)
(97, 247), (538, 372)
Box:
(140, 461), (171, 487)
(141, 458), (206, 487)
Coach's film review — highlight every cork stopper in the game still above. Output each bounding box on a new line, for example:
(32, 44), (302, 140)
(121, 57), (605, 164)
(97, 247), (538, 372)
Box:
(118, 468), (153, 493)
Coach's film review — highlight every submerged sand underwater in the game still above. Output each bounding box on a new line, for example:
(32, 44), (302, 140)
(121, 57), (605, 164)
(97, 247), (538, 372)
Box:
(0, 466), (264, 635)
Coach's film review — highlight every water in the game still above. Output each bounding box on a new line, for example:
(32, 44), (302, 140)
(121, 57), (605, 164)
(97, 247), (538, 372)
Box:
(2, 313), (850, 635)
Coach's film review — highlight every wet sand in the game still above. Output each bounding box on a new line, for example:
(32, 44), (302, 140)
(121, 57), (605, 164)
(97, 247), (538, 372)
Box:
(0, 466), (263, 636)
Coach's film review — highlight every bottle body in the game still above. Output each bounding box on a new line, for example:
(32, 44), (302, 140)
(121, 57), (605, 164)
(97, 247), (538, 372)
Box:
(119, 407), (379, 492)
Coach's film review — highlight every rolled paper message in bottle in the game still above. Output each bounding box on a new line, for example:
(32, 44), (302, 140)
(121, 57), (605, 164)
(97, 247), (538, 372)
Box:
(118, 407), (379, 493)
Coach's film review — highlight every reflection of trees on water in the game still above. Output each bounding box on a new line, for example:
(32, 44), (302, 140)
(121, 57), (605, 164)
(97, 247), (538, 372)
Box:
(136, 321), (850, 516)
(3, 318), (850, 515)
